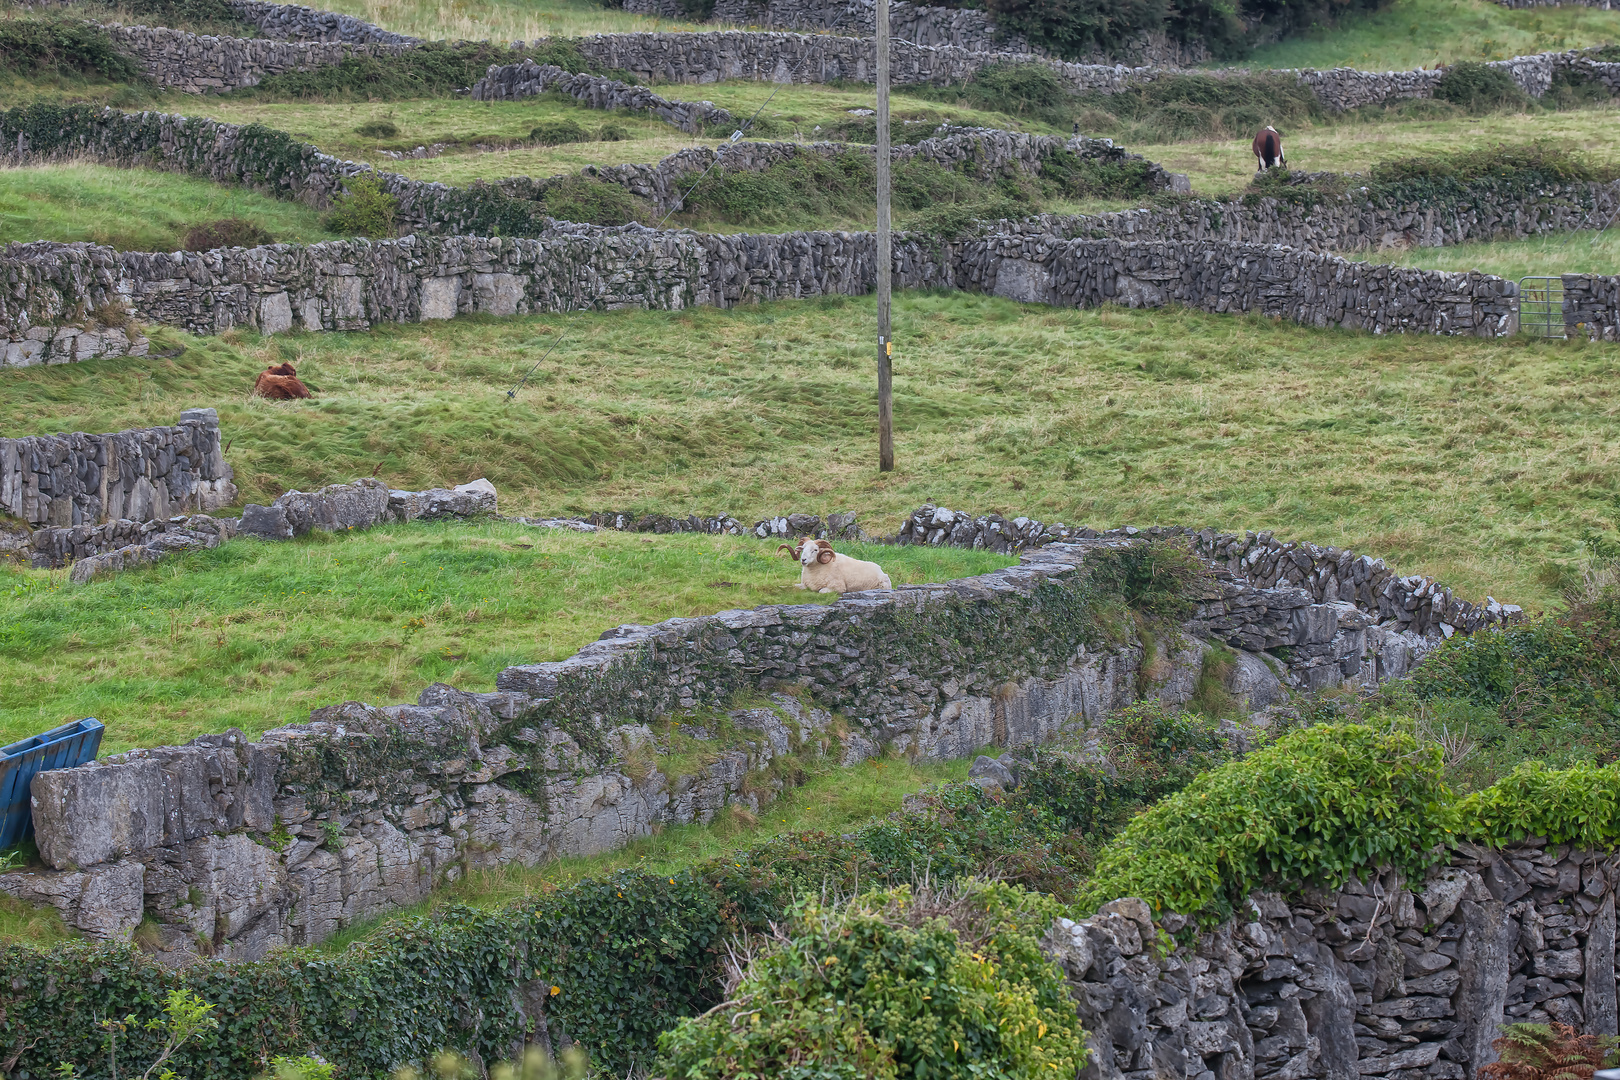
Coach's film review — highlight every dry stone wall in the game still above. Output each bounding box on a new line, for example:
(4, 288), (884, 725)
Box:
(0, 228), (1570, 347)
(103, 23), (415, 92)
(4, 540), (1177, 953)
(1004, 179), (1620, 254)
(224, 0), (420, 43)
(0, 408), (236, 529)
(1566, 273), (1620, 341)
(488, 127), (1186, 212)
(888, 508), (1518, 697)
(469, 61), (738, 133)
(1047, 843), (1620, 1080)
(0, 470), (1532, 955)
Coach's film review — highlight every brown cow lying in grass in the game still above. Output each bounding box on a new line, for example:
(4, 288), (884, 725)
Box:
(253, 362), (311, 400)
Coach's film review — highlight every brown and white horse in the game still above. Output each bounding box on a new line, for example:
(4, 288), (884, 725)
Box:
(1252, 126), (1286, 171)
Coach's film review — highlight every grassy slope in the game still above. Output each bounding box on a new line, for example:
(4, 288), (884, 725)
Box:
(1135, 105), (1620, 193)
(0, 163), (339, 249)
(317, 752), (976, 951)
(0, 523), (1012, 753)
(186, 85), (1064, 184)
(1368, 228), (1620, 278)
(5, 293), (1619, 611)
(191, 96), (689, 166)
(1237, 0), (1620, 70)
(316, 0), (700, 41)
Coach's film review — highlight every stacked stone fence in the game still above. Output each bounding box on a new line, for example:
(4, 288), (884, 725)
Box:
(0, 229), (1546, 351)
(492, 126), (1186, 211)
(38, 0), (1620, 110)
(0, 106), (565, 239)
(103, 23), (415, 92)
(3, 99), (1609, 257)
(1566, 273), (1620, 340)
(1001, 178), (1620, 254)
(224, 0), (420, 43)
(469, 60), (738, 133)
(1048, 843), (1620, 1080)
(0, 407), (236, 529)
(0, 503), (1522, 955)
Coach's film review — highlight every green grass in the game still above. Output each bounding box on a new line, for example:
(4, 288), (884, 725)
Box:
(0, 162), (341, 249)
(1132, 104), (1620, 193)
(1234, 0), (1620, 69)
(1366, 227), (1620, 279)
(0, 522), (1013, 754)
(191, 94), (691, 172)
(6, 292), (1620, 613)
(316, 0), (700, 43)
(0, 891), (72, 946)
(316, 750), (978, 952)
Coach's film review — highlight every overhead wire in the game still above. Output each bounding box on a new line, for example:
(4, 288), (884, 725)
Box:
(506, 12), (852, 400)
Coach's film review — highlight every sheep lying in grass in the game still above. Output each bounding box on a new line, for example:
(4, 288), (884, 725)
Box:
(779, 538), (892, 593)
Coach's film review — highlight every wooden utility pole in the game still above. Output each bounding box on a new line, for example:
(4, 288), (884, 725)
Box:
(875, 0), (894, 472)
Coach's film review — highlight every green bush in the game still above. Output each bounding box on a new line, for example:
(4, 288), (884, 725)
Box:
(1021, 701), (1230, 845)
(654, 882), (1086, 1080)
(597, 122), (629, 141)
(105, 0), (251, 34)
(1455, 760), (1620, 848)
(183, 217), (272, 251)
(1434, 61), (1527, 114)
(1369, 142), (1609, 188)
(1411, 582), (1620, 728)
(0, 16), (145, 81)
(1083, 539), (1206, 624)
(355, 119), (400, 139)
(1038, 150), (1158, 200)
(326, 175), (398, 238)
(946, 0), (1378, 63)
(537, 175), (650, 226)
(1078, 722), (1453, 922)
(237, 42), (591, 102)
(530, 119), (589, 145)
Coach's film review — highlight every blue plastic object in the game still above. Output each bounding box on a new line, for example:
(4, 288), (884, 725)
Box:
(0, 719), (104, 850)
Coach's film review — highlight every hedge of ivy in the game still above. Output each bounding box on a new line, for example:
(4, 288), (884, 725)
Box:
(655, 882), (1087, 1080)
(0, 702), (1226, 1080)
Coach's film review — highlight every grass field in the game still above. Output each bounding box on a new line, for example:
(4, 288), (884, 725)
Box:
(1134, 105), (1620, 194)
(317, 0), (700, 41)
(1367, 227), (1620, 278)
(5, 292), (1619, 614)
(1235, 0), (1620, 69)
(0, 162), (340, 249)
(0, 523), (1012, 754)
(316, 751), (976, 951)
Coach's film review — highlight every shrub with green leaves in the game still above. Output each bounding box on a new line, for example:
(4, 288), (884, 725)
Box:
(1435, 61), (1527, 114)
(1078, 722), (1452, 922)
(0, 16), (145, 81)
(537, 175), (650, 226)
(1411, 581), (1620, 729)
(237, 42), (594, 102)
(1455, 761), (1620, 849)
(530, 119), (589, 145)
(326, 175), (398, 239)
(1020, 701), (1230, 847)
(654, 882), (1086, 1080)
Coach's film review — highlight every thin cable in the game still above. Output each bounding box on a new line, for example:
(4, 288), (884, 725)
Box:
(505, 298), (576, 399)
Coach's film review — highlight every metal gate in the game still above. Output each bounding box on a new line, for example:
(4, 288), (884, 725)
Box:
(1519, 276), (1565, 339)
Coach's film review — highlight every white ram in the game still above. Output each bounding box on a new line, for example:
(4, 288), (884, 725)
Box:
(778, 538), (892, 593)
